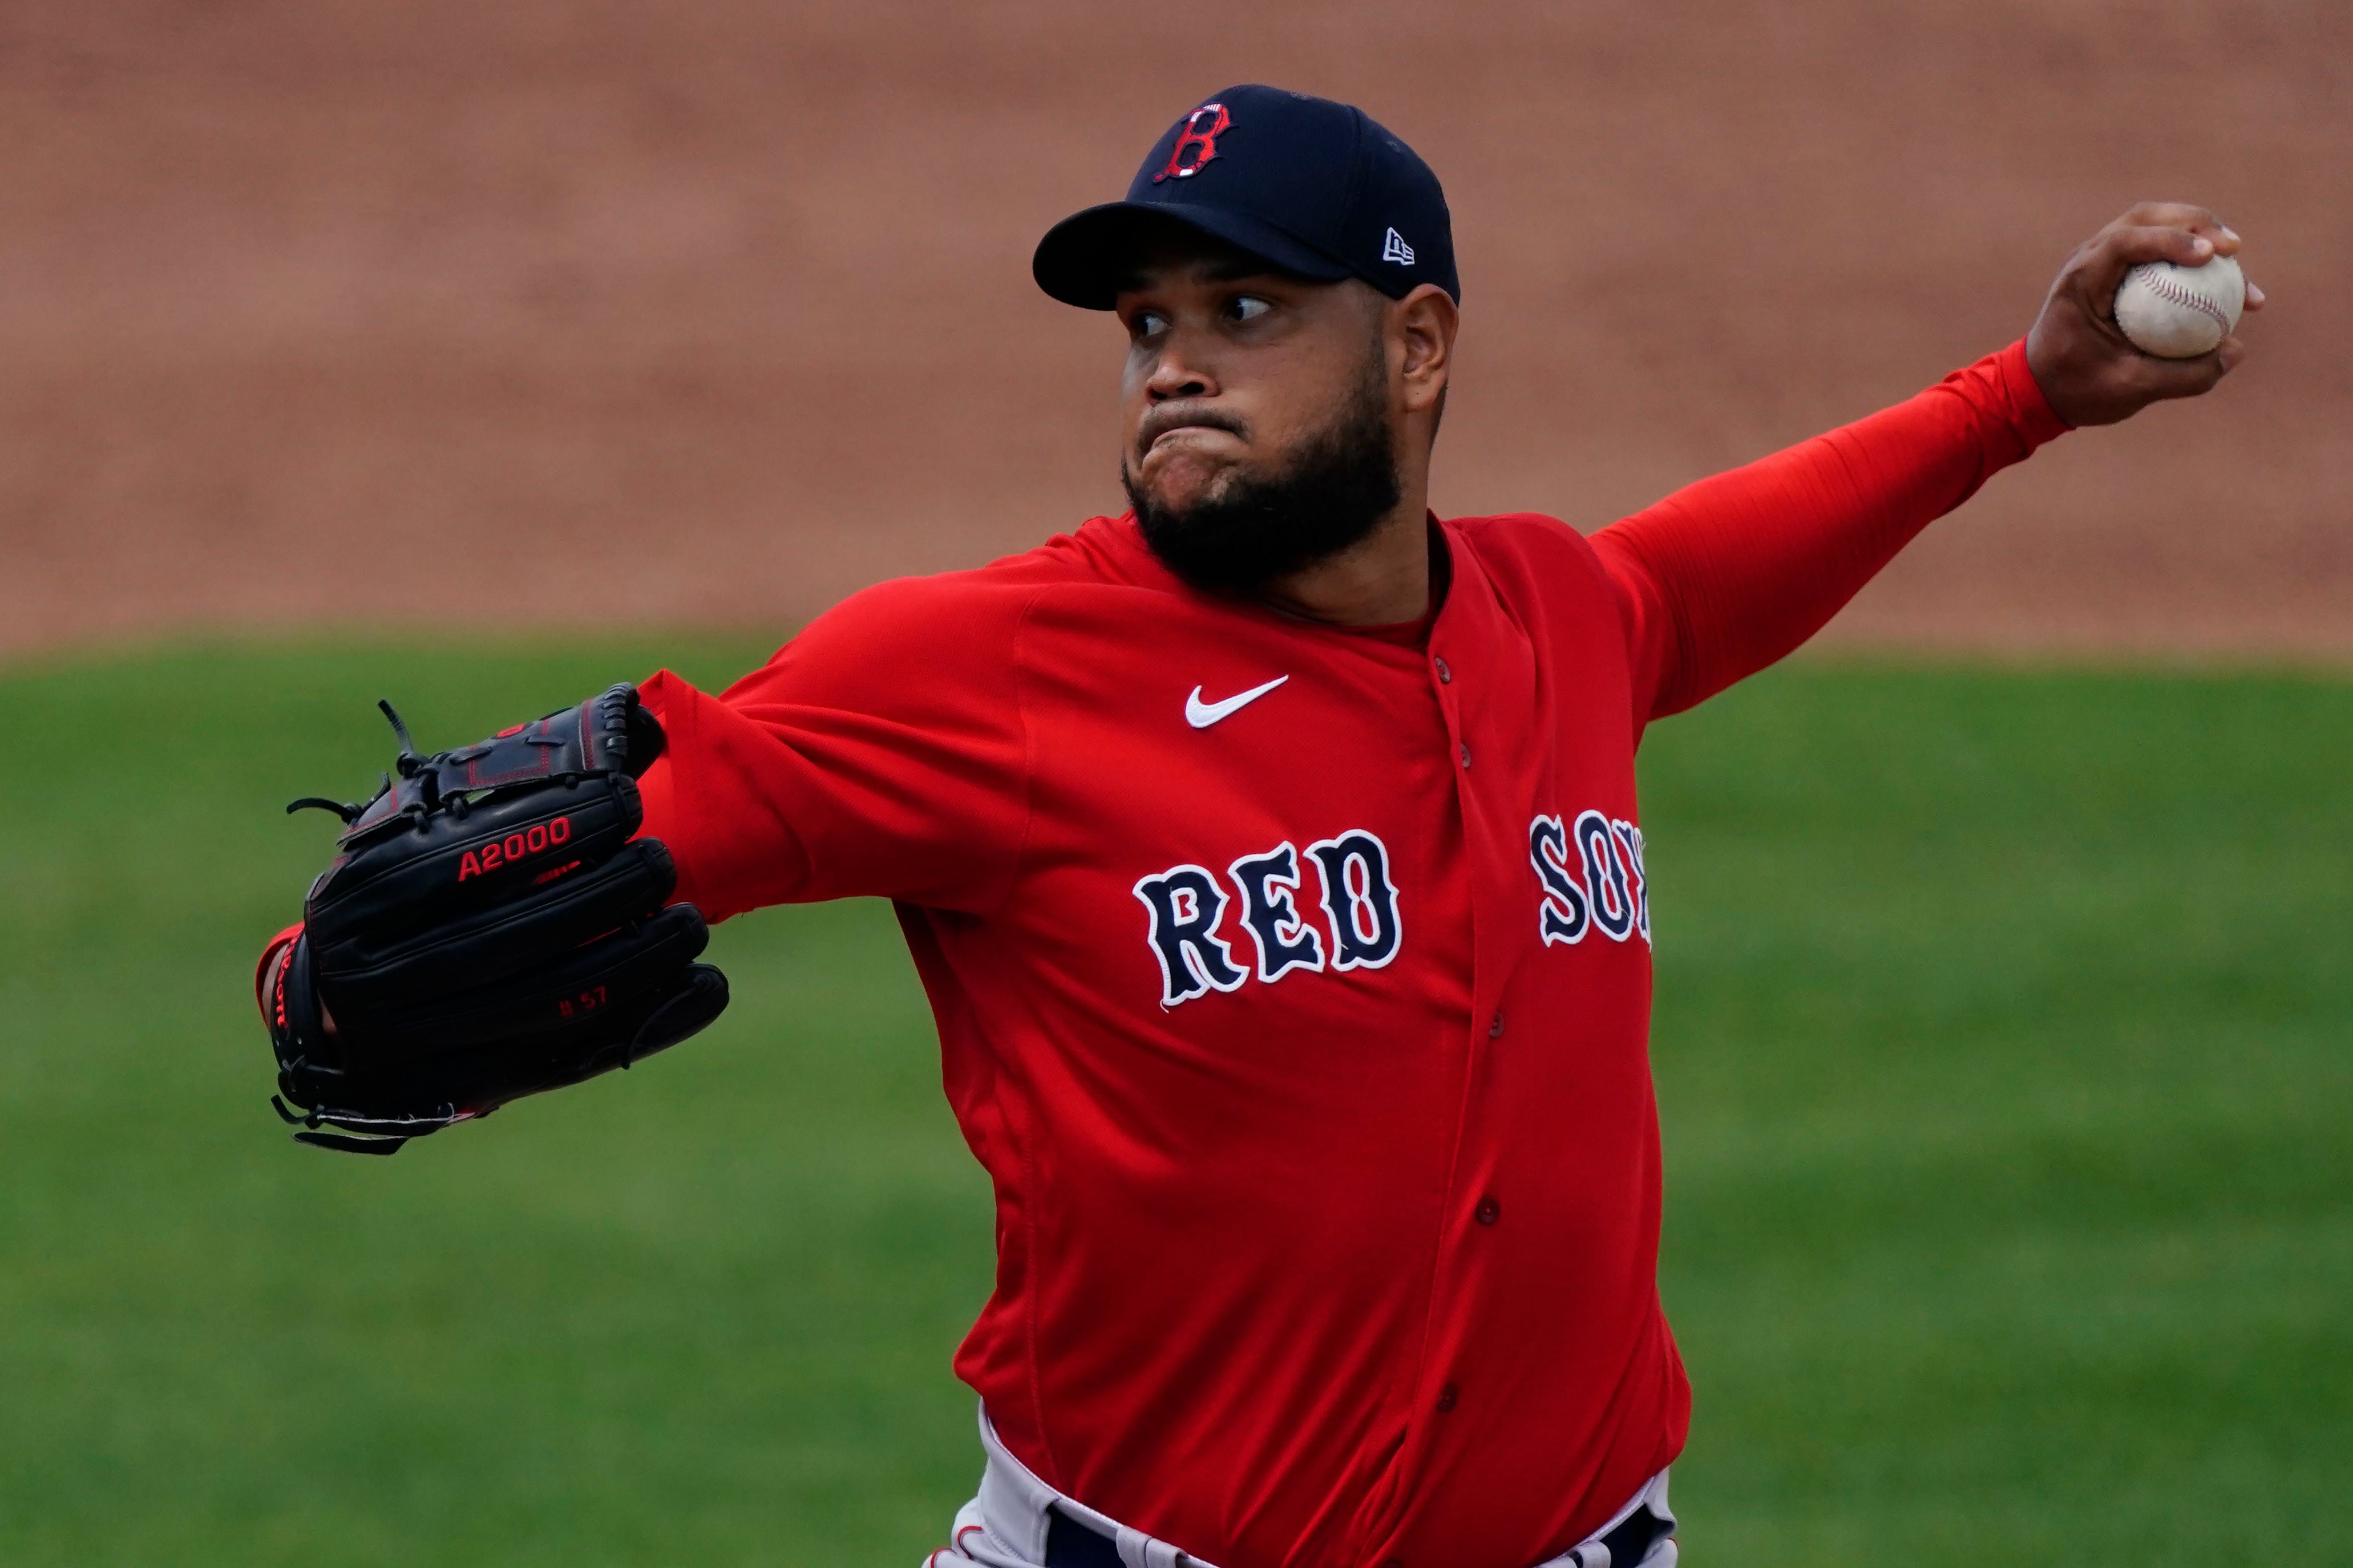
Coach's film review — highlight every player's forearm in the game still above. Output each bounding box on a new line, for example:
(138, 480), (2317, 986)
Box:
(629, 591), (1034, 921)
(1594, 339), (2068, 718)
(632, 669), (820, 924)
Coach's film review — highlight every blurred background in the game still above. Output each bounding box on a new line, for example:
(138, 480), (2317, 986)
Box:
(7, 0), (2350, 655)
(2, 3), (2346, 1566)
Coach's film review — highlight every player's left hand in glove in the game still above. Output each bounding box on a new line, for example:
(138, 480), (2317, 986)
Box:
(255, 683), (728, 1154)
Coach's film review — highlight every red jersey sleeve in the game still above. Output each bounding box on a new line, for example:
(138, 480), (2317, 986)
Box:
(632, 574), (1037, 922)
(1592, 338), (2069, 722)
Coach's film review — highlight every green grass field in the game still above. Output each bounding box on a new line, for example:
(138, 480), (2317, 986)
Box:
(3, 643), (2346, 1567)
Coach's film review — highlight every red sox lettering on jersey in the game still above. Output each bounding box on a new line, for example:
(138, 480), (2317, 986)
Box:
(1135, 810), (1648, 1008)
(628, 343), (2064, 1568)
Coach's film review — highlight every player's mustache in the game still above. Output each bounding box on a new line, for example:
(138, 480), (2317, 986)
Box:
(1134, 404), (1247, 457)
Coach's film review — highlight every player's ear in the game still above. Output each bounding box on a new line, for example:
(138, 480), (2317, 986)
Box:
(1392, 283), (1457, 418)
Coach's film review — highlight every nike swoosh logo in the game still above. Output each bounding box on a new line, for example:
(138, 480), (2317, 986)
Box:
(1186, 675), (1289, 729)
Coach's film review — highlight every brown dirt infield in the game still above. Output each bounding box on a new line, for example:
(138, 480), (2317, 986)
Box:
(3, 2), (2346, 662)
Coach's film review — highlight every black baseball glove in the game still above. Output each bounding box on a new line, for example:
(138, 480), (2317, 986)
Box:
(256, 683), (728, 1154)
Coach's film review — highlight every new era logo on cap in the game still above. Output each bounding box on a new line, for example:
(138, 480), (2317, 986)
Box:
(1382, 227), (1416, 266)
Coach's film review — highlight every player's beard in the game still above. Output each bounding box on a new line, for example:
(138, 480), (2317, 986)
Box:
(1123, 358), (1402, 598)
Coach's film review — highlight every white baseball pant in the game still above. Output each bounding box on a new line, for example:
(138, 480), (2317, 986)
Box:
(925, 1404), (1677, 1568)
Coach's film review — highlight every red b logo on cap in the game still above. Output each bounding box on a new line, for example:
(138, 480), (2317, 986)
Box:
(1153, 102), (1231, 183)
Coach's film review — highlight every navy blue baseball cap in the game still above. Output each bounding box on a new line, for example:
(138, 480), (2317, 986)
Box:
(1033, 85), (1458, 310)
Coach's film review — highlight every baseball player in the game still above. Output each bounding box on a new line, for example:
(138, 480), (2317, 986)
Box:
(255, 86), (2261, 1568)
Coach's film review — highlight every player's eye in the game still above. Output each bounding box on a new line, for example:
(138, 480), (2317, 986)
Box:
(1127, 309), (1170, 341)
(1226, 294), (1273, 324)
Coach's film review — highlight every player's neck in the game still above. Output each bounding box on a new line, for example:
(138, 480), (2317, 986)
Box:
(1256, 496), (1432, 627)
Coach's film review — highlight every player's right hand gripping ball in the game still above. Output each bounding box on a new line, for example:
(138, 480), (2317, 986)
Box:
(256, 684), (728, 1154)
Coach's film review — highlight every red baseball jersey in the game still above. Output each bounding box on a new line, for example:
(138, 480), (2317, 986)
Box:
(635, 342), (2064, 1568)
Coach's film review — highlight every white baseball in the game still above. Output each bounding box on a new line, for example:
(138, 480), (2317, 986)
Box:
(2113, 253), (2244, 359)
